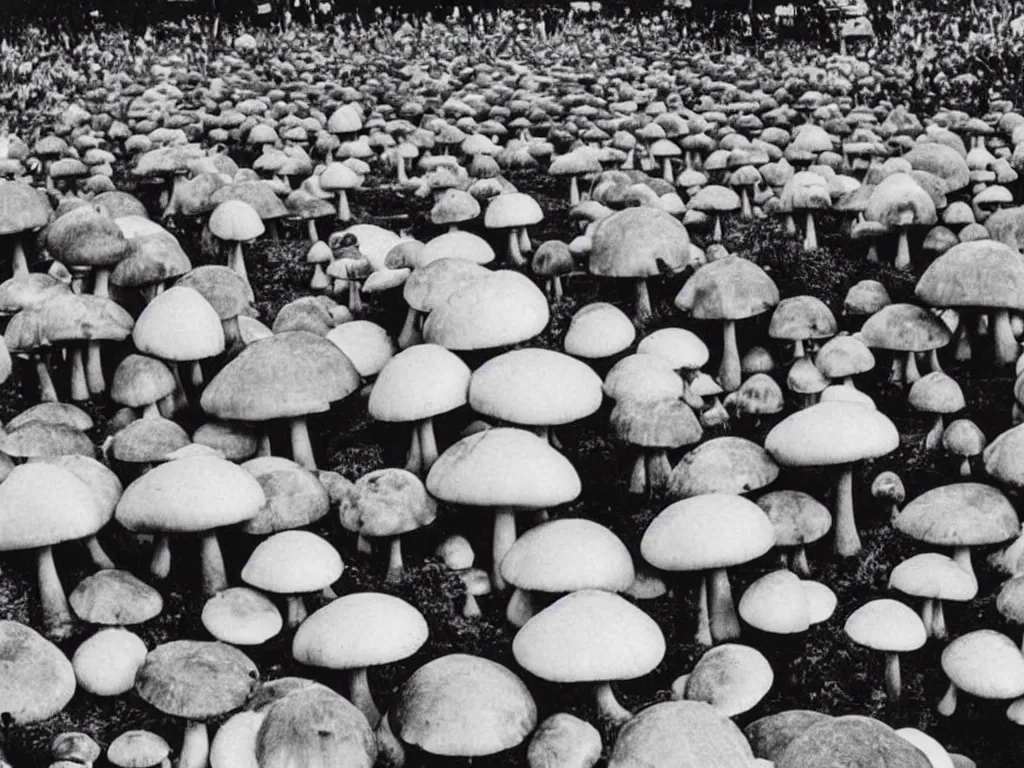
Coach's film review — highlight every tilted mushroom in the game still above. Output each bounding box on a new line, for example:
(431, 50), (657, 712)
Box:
(845, 599), (927, 704)
(890, 553), (977, 640)
(938, 630), (1024, 716)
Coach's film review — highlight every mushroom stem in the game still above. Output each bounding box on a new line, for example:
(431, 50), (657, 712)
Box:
(928, 348), (943, 374)
(347, 280), (362, 315)
(784, 214), (797, 237)
(634, 278), (653, 324)
(404, 427), (423, 476)
(222, 316), (243, 356)
(932, 600), (949, 640)
(894, 228), (911, 270)
(151, 535), (172, 580)
(712, 215), (723, 242)
(938, 680), (958, 716)
(708, 567), (741, 643)
(793, 339), (806, 359)
(178, 721), (210, 768)
(924, 415), (944, 451)
(307, 220), (319, 243)
(337, 191), (351, 222)
(959, 458), (972, 477)
(834, 465), (862, 557)
(629, 454), (647, 495)
(189, 360), (205, 390)
(740, 188), (752, 219)
(803, 211), (818, 251)
(85, 341), (107, 397)
(884, 652), (902, 703)
(993, 309), (1018, 366)
(594, 681), (632, 726)
(286, 595), (308, 628)
(198, 529), (229, 597)
(229, 242), (255, 302)
(417, 419), (439, 474)
(37, 545), (74, 640)
(695, 574), (713, 646)
(569, 175), (580, 205)
(289, 416), (317, 470)
(385, 537), (405, 584)
(518, 227), (533, 255)
(646, 450), (671, 494)
(69, 345), (89, 402)
(719, 319), (742, 392)
(952, 545), (974, 580)
(955, 315), (973, 361)
(36, 358), (58, 402)
(11, 239), (28, 276)
(376, 712), (407, 768)
(491, 507), (517, 591)
(904, 351), (921, 385)
(506, 230), (525, 267)
(506, 588), (546, 627)
(348, 667), (381, 728)
(85, 536), (116, 570)
(356, 534), (372, 555)
(258, 432), (272, 458)
(397, 307), (423, 349)
(920, 598), (934, 639)
(791, 546), (811, 577)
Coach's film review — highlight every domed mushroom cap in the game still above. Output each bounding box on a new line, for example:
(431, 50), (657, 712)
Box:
(744, 710), (834, 764)
(133, 286), (225, 361)
(0, 620), (75, 723)
(908, 372), (965, 414)
(564, 302), (636, 359)
(69, 569), (163, 625)
(757, 490), (831, 546)
(0, 273), (71, 316)
(427, 428), (581, 509)
(469, 348), (603, 426)
(636, 328), (709, 371)
(326, 321), (394, 378)
(682, 644), (774, 716)
(369, 344), (470, 422)
(845, 599), (927, 652)
(904, 143), (971, 192)
(73, 626), (148, 697)
(997, 576), (1024, 624)
(893, 483), (1018, 547)
(115, 456), (265, 533)
(864, 173), (937, 228)
(201, 331), (361, 421)
(610, 398), (703, 449)
(642, 494), (775, 572)
(983, 423), (1024, 489)
(588, 207), (691, 278)
(202, 587), (282, 646)
(0, 180), (52, 235)
(500, 519), (634, 593)
(0, 463), (105, 551)
(208, 200), (265, 242)
(292, 592), (427, 669)
(423, 271), (549, 351)
(46, 204), (131, 268)
(255, 687), (377, 768)
(770, 296), (837, 342)
(403, 259), (489, 313)
(391, 654), (537, 757)
(860, 303), (952, 352)
(766, 402), (899, 467)
(110, 418), (191, 464)
(889, 553), (978, 601)
(690, 185), (743, 213)
(176, 266), (251, 321)
(815, 336), (875, 379)
(135, 640), (258, 720)
(739, 570), (814, 634)
(30, 294), (133, 343)
(338, 468), (436, 537)
(417, 231), (495, 268)
(608, 701), (755, 768)
(917, 240), (1024, 309)
(667, 437), (779, 498)
(241, 457), (330, 535)
(675, 256), (780, 320)
(8, 402), (92, 432)
(844, 279), (892, 317)
(484, 192), (543, 230)
(942, 630), (1024, 700)
(513, 590), (664, 683)
(107, 730), (171, 768)
(777, 715), (932, 768)
(527, 713), (601, 768)
(242, 531), (342, 594)
(111, 354), (177, 408)
(0, 421), (95, 460)
(603, 354), (683, 402)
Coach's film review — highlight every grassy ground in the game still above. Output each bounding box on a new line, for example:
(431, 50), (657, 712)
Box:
(2, 169), (1020, 767)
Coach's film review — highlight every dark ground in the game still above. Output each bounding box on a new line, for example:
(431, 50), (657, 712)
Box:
(1, 169), (1019, 767)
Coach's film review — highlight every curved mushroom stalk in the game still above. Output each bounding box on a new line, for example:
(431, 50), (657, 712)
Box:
(404, 428), (423, 476)
(594, 681), (632, 726)
(198, 530), (229, 597)
(952, 545), (975, 581)
(791, 546), (811, 577)
(803, 211), (818, 251)
(37, 545), (74, 640)
(707, 567), (741, 643)
(992, 309), (1018, 366)
(491, 507), (518, 592)
(884, 651), (903, 703)
(11, 239), (29, 277)
(85, 536), (116, 570)
(289, 416), (317, 471)
(506, 230), (526, 267)
(348, 667), (381, 728)
(923, 415), (945, 452)
(718, 319), (742, 393)
(834, 465), (862, 558)
(418, 419), (439, 475)
(397, 307), (424, 350)
(938, 680), (959, 717)
(385, 537), (405, 584)
(178, 721), (210, 768)
(35, 357), (59, 403)
(506, 588), (552, 627)
(286, 595), (308, 629)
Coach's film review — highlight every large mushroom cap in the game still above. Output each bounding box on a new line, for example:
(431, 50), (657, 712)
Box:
(0, 463), (106, 550)
(338, 468), (436, 537)
(423, 271), (549, 351)
(242, 531), (343, 595)
(391, 654), (537, 757)
(757, 490), (832, 546)
(588, 207), (691, 277)
(368, 344), (470, 422)
(641, 494), (775, 572)
(469, 348), (603, 426)
(682, 644), (774, 716)
(500, 519), (634, 593)
(132, 286), (225, 361)
(69, 569), (163, 625)
(603, 354), (684, 402)
(201, 331), (361, 421)
(45, 204), (131, 268)
(484, 192), (544, 229)
(916, 240), (1024, 309)
(941, 630), (1024, 700)
(513, 590), (664, 683)
(675, 256), (780, 320)
(889, 553), (978, 601)
(115, 456), (265, 533)
(135, 640), (258, 720)
(859, 303), (951, 352)
(427, 428), (581, 509)
(402, 259), (489, 312)
(844, 599), (927, 652)
(208, 200), (265, 243)
(769, 296), (838, 342)
(417, 232), (495, 268)
(607, 701), (754, 768)
(0, 180), (51, 236)
(292, 592), (427, 669)
(983, 423), (1024, 490)
(744, 710), (834, 764)
(893, 483), (1019, 547)
(0, 620), (75, 723)
(241, 457), (330, 534)
(776, 715), (932, 768)
(667, 437), (779, 498)
(610, 398), (703, 449)
(765, 402), (899, 467)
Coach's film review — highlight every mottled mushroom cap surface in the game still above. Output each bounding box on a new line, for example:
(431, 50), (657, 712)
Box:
(337, 468), (436, 537)
(589, 207), (691, 278)
(941, 630), (1024, 700)
(0, 620), (76, 724)
(917, 239), (1024, 310)
(667, 437), (779, 498)
(859, 303), (951, 352)
(889, 553), (978, 601)
(69, 569), (163, 625)
(675, 256), (780, 321)
(893, 483), (1019, 547)
(776, 715), (932, 768)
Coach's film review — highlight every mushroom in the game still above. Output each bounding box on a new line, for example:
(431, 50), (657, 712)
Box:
(768, 715), (932, 768)
(890, 553), (977, 641)
(642, 493), (775, 645)
(769, 296), (837, 361)
(0, 180), (51, 275)
(908, 372), (965, 451)
(815, 335), (875, 389)
(532, 241), (575, 301)
(72, 627), (148, 697)
(938, 630), (1024, 716)
(69, 569), (163, 628)
(845, 599), (927, 705)
(319, 163), (362, 223)
(176, 266), (253, 359)
(208, 200), (265, 302)
(739, 569), (836, 638)
(757, 490), (832, 576)
(398, 257), (488, 349)
(942, 419), (986, 477)
(666, 436), (779, 500)
(427, 428), (581, 591)
(689, 185), (742, 242)
(564, 302), (637, 361)
(513, 590), (664, 726)
(610, 397), (703, 496)
(603, 354), (685, 404)
(293, 593), (428, 726)
(107, 731), (171, 768)
(779, 172), (831, 251)
(744, 710), (833, 764)
(201, 587), (283, 647)
(864, 173), (938, 270)
(241, 531), (342, 628)
(675, 644), (774, 717)
(50, 733), (101, 767)
(484, 192), (544, 266)
(766, 402), (899, 558)
(527, 714), (601, 768)
(111, 355), (177, 420)
(135, 641), (259, 768)
(241, 457), (330, 535)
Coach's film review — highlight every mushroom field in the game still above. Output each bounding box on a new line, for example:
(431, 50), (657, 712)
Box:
(4, 9), (1024, 768)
